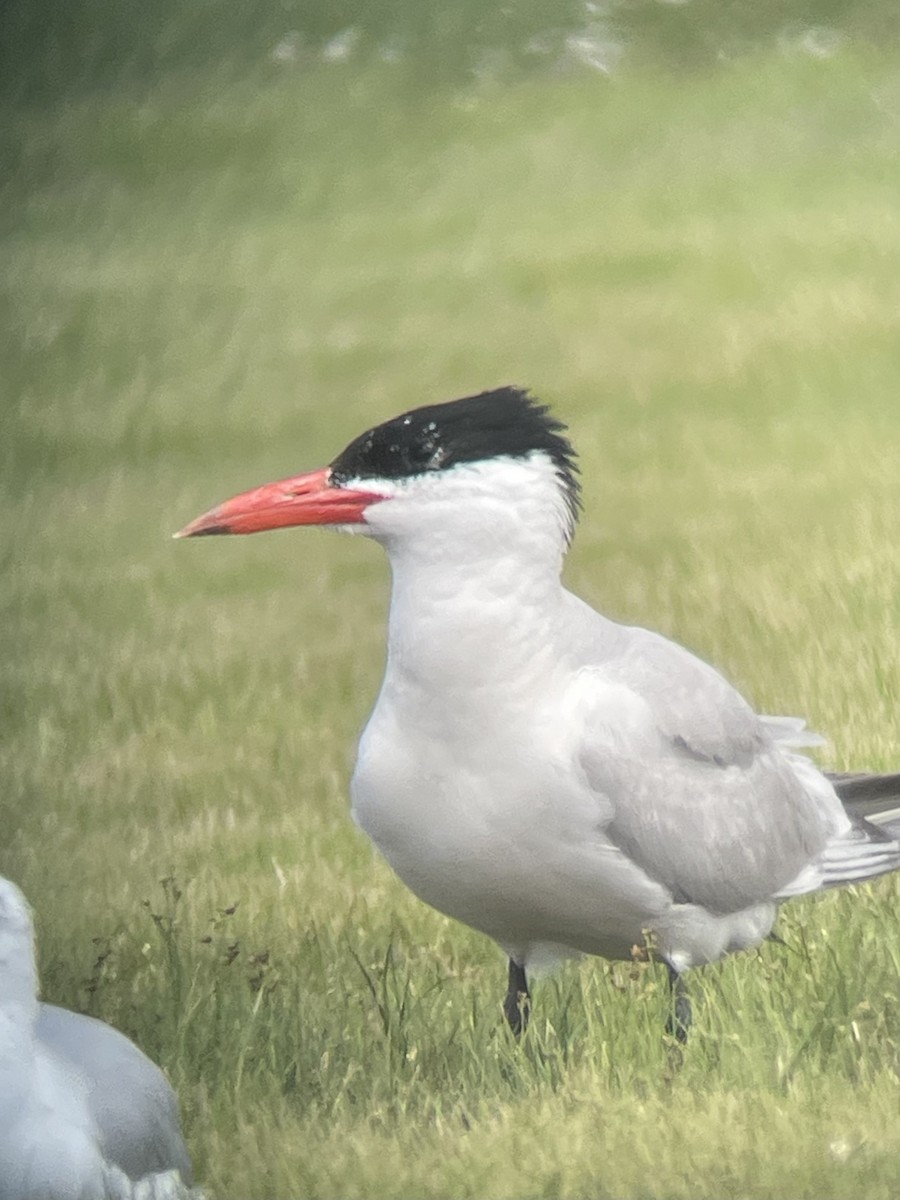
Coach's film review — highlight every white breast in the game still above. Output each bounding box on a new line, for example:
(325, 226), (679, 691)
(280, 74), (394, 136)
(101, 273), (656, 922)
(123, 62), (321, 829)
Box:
(350, 692), (670, 963)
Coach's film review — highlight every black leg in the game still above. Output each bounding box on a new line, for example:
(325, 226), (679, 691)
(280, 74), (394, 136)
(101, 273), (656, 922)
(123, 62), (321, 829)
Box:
(503, 958), (531, 1036)
(665, 963), (691, 1043)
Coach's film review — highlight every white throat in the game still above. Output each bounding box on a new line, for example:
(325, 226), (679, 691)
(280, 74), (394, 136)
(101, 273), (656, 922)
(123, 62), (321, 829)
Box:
(360, 455), (573, 698)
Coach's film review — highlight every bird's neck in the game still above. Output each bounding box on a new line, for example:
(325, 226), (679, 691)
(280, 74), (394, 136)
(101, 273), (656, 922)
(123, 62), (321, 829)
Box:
(0, 924), (38, 1009)
(381, 529), (568, 702)
(0, 975), (38, 1092)
(0, 1005), (36, 1074)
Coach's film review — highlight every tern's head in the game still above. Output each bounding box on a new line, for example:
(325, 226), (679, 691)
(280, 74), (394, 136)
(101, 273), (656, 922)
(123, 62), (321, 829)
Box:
(176, 387), (581, 552)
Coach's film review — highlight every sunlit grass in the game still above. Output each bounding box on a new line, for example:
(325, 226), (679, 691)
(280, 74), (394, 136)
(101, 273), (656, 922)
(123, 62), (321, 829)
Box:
(3, 42), (900, 1198)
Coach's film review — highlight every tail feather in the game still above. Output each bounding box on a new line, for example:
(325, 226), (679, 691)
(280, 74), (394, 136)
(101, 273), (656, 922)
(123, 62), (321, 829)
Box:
(777, 770), (900, 900)
(829, 770), (900, 840)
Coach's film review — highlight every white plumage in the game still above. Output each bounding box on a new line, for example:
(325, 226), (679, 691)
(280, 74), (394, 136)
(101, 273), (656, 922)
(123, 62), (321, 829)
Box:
(0, 878), (195, 1200)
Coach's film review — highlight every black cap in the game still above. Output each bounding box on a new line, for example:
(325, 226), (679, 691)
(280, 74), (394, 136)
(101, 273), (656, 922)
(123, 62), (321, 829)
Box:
(329, 387), (581, 526)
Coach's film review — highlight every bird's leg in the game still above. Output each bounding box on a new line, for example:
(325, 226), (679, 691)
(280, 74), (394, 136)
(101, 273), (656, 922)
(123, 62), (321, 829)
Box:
(664, 963), (691, 1043)
(503, 958), (531, 1036)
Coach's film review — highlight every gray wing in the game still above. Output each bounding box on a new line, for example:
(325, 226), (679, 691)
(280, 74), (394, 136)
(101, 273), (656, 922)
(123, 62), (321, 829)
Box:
(35, 1004), (193, 1185)
(574, 623), (841, 914)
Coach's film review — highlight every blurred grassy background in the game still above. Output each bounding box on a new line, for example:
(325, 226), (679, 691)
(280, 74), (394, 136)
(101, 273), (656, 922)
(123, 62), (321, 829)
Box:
(2, 2), (900, 1196)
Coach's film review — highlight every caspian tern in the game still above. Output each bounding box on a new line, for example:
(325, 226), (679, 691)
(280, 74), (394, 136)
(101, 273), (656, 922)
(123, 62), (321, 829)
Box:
(177, 387), (900, 1039)
(0, 877), (195, 1199)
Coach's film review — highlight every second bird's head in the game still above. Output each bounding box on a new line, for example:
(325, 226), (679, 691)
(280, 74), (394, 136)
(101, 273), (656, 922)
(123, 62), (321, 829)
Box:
(176, 387), (581, 550)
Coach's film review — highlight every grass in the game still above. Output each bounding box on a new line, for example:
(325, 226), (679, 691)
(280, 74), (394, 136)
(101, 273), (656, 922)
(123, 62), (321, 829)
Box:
(3, 26), (900, 1198)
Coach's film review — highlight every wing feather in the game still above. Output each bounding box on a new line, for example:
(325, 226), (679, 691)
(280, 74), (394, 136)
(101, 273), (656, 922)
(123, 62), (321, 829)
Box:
(573, 625), (837, 914)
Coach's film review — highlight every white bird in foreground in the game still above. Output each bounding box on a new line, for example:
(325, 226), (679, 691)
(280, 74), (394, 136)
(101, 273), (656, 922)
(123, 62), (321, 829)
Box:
(177, 387), (900, 1038)
(0, 877), (195, 1200)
